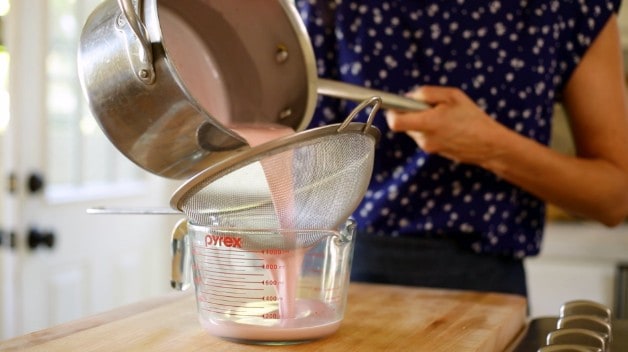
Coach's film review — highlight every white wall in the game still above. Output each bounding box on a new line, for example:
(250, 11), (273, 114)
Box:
(525, 223), (628, 317)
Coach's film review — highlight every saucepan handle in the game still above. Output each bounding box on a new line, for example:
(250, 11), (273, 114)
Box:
(317, 78), (430, 111)
(116, 0), (155, 84)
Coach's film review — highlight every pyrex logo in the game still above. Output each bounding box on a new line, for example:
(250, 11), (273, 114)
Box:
(205, 235), (242, 248)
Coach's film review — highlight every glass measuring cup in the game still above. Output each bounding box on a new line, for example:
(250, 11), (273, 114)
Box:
(173, 219), (356, 345)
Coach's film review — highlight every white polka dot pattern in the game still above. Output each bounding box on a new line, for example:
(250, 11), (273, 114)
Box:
(296, 0), (620, 258)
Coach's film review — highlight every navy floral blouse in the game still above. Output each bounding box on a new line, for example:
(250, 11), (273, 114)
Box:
(295, 0), (621, 258)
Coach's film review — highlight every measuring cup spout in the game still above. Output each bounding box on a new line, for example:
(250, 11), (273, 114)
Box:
(170, 219), (192, 291)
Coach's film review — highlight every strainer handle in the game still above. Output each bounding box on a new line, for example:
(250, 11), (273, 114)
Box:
(337, 96), (383, 133)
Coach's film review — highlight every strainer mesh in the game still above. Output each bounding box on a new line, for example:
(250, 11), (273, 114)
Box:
(179, 132), (375, 230)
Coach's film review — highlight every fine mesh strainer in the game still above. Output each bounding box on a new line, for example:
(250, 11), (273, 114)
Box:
(170, 97), (382, 232)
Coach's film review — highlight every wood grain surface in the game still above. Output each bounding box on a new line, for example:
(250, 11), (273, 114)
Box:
(0, 283), (527, 352)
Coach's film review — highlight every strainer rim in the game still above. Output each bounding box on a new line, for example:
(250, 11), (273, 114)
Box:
(169, 121), (380, 211)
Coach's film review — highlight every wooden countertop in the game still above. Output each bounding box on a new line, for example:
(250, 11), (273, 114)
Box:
(0, 283), (527, 352)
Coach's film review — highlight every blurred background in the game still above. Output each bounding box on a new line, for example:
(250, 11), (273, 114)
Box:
(0, 0), (178, 340)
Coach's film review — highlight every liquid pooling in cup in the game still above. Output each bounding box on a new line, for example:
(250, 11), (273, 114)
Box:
(188, 219), (356, 344)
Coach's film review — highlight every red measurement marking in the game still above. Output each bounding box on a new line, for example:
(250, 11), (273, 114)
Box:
(203, 297), (259, 306)
(203, 277), (262, 285)
(202, 269), (265, 277)
(199, 262), (264, 272)
(200, 307), (264, 317)
(198, 304), (266, 317)
(201, 284), (265, 292)
(261, 264), (283, 270)
(261, 280), (283, 286)
(201, 292), (264, 300)
(193, 249), (261, 261)
(258, 249), (289, 255)
(200, 288), (259, 297)
(193, 244), (252, 258)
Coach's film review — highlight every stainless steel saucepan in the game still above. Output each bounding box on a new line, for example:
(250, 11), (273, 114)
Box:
(78, 0), (428, 179)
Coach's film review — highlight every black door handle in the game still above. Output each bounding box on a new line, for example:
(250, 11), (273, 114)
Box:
(28, 173), (45, 194)
(27, 228), (55, 250)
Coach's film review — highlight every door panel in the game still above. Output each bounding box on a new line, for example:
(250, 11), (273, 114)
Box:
(1, 0), (179, 339)
(0, 0), (16, 339)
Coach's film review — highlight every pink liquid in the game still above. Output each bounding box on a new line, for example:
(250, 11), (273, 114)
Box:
(159, 8), (231, 125)
(161, 8), (342, 342)
(232, 125), (302, 322)
(201, 125), (342, 341)
(199, 300), (341, 342)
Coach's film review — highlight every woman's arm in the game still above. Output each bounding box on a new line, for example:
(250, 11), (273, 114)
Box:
(386, 15), (628, 226)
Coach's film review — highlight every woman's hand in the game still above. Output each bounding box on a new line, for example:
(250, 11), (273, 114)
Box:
(385, 14), (628, 227)
(385, 86), (508, 166)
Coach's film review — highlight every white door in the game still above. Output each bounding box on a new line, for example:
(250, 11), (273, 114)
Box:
(0, 0), (180, 339)
(0, 0), (13, 339)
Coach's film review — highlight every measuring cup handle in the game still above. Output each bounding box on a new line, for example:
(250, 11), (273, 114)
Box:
(170, 219), (192, 291)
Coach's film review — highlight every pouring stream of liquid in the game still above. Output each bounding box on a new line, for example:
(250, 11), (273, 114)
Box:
(231, 124), (300, 320)
(161, 6), (330, 331)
